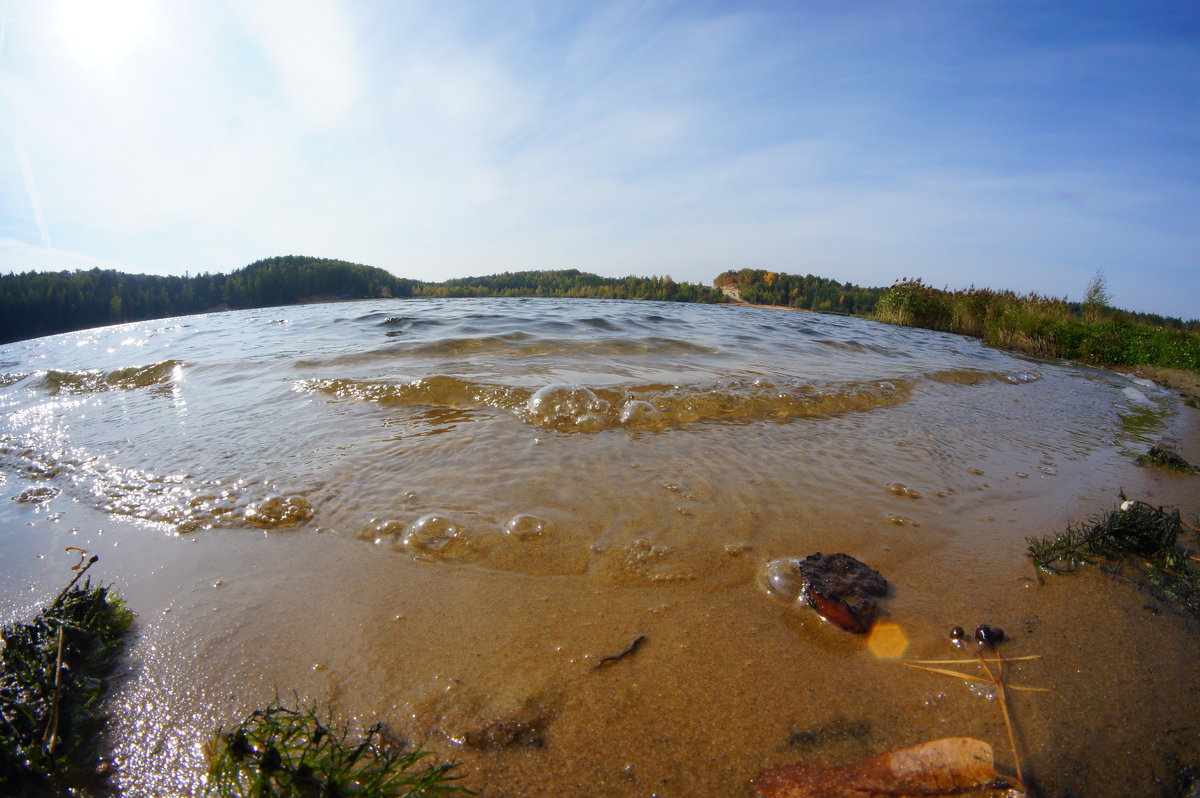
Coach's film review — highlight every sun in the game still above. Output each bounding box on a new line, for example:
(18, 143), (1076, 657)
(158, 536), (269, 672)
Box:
(56, 0), (152, 63)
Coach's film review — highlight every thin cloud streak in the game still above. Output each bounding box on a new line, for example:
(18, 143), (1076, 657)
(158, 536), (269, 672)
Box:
(11, 133), (50, 249)
(0, 1), (1196, 318)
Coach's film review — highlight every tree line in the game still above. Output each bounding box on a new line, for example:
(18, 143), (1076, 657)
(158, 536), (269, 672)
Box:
(0, 260), (732, 344)
(0, 256), (414, 344)
(10, 256), (1188, 350)
(713, 269), (885, 314)
(412, 269), (725, 303)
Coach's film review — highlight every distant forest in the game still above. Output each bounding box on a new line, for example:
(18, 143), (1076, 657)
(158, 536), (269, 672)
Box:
(0, 256), (415, 344)
(9, 256), (1186, 347)
(413, 269), (725, 303)
(0, 257), (726, 344)
(713, 268), (885, 314)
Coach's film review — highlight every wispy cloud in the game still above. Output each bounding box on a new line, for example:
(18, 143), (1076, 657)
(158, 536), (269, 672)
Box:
(0, 1), (1195, 317)
(11, 133), (50, 249)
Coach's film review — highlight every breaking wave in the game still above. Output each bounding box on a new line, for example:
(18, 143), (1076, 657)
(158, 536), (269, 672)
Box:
(40, 360), (184, 395)
(296, 368), (1038, 432)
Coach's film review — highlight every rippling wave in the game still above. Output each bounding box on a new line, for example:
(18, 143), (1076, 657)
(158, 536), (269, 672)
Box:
(0, 298), (1192, 798)
(41, 359), (184, 394)
(0, 298), (1167, 546)
(297, 368), (1041, 432)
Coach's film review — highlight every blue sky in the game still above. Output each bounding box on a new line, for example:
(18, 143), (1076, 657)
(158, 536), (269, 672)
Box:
(1, 0), (1197, 318)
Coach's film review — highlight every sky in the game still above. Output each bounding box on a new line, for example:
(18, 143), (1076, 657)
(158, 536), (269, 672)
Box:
(0, 0), (1197, 319)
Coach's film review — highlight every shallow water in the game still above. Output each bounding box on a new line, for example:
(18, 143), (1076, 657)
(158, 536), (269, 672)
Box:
(1, 298), (1197, 796)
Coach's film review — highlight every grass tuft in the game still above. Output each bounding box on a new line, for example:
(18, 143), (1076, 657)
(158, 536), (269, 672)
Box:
(1, 554), (133, 794)
(207, 698), (471, 797)
(1136, 445), (1197, 474)
(1027, 500), (1200, 616)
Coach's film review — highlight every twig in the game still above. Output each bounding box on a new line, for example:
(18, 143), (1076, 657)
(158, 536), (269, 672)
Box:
(911, 655), (1041, 665)
(975, 648), (1022, 785)
(902, 663), (1049, 692)
(595, 635), (646, 668)
(52, 553), (99, 609)
(44, 626), (65, 754)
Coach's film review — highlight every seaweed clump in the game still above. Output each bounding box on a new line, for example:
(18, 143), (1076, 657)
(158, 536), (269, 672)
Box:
(1027, 500), (1200, 616)
(1136, 445), (1197, 474)
(1, 555), (133, 795)
(207, 699), (471, 797)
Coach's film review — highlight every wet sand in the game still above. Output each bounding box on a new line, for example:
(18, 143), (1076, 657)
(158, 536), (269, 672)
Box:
(58, 392), (1199, 797)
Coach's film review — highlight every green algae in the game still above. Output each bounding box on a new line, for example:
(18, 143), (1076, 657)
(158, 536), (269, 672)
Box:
(207, 698), (471, 798)
(0, 555), (133, 795)
(1136, 445), (1197, 474)
(1027, 500), (1200, 617)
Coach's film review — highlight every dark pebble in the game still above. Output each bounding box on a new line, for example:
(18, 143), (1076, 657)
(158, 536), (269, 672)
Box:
(974, 624), (1005, 646)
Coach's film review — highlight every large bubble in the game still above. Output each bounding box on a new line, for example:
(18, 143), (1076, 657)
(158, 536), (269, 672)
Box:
(618, 400), (661, 426)
(525, 384), (611, 430)
(762, 557), (806, 602)
(503, 513), (547, 540)
(401, 514), (463, 552)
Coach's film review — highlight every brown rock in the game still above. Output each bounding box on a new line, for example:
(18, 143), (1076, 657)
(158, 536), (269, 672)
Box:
(461, 717), (544, 750)
(797, 552), (888, 633)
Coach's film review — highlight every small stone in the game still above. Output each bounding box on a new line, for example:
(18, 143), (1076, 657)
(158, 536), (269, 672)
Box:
(974, 624), (1005, 647)
(796, 552), (889, 634)
(461, 717), (544, 750)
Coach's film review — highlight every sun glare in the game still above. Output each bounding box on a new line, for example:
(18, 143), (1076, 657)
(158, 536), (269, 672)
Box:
(57, 0), (152, 63)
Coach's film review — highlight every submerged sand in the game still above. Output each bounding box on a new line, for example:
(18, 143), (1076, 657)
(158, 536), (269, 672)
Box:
(0, 301), (1197, 797)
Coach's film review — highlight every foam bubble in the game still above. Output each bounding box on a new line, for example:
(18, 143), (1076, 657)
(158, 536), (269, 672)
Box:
(887, 482), (922, 499)
(762, 557), (806, 602)
(504, 514), (547, 540)
(525, 384), (610, 429)
(243, 495), (313, 529)
(402, 514), (463, 552)
(619, 400), (661, 426)
(1122, 386), (1152, 406)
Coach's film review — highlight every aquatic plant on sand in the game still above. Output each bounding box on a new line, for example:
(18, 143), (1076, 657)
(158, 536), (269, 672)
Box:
(207, 698), (470, 798)
(0, 552), (133, 795)
(1027, 499), (1200, 617)
(1136, 444), (1197, 474)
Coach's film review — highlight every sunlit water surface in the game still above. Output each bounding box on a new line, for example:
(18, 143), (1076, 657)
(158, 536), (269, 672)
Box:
(1, 298), (1197, 796)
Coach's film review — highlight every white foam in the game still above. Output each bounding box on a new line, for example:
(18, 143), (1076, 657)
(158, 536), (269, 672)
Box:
(1122, 386), (1153, 406)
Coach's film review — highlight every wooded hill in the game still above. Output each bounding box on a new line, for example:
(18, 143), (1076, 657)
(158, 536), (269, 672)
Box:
(413, 269), (724, 303)
(713, 268), (885, 315)
(0, 256), (415, 344)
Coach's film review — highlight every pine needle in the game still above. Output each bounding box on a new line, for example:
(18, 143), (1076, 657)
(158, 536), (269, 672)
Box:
(903, 662), (1049, 691)
(903, 663), (991, 682)
(911, 655), (1041, 665)
(975, 649), (1022, 784)
(903, 645), (1047, 785)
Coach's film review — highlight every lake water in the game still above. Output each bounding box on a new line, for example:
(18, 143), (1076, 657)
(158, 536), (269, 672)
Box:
(1, 297), (1197, 796)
